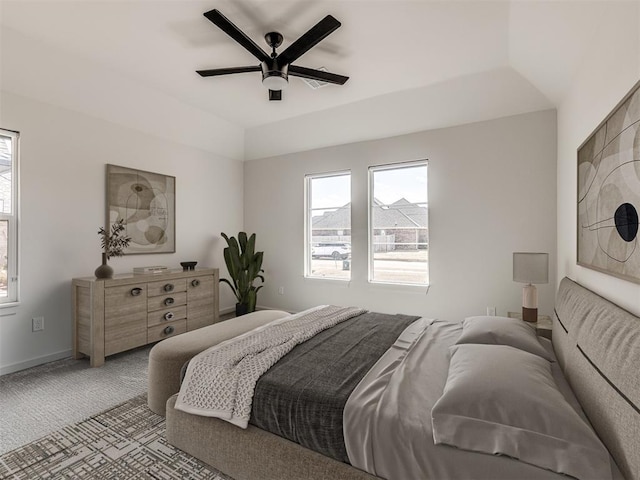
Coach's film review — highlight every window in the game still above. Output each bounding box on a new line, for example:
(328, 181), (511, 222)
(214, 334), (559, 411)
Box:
(369, 161), (428, 285)
(0, 129), (19, 304)
(305, 172), (351, 280)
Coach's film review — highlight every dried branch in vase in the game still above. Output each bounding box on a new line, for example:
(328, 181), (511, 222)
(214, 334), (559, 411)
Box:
(98, 219), (132, 260)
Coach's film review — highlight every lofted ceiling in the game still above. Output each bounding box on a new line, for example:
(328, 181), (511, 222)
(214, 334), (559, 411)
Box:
(0, 0), (618, 154)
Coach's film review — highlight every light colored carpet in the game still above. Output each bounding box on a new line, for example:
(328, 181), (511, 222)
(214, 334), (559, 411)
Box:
(0, 394), (230, 479)
(0, 346), (151, 455)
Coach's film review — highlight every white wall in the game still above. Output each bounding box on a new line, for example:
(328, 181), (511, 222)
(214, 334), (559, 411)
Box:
(245, 67), (553, 161)
(557, 1), (640, 316)
(244, 110), (557, 322)
(0, 92), (244, 374)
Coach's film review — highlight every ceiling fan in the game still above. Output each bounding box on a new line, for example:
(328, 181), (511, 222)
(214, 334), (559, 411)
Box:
(196, 9), (349, 101)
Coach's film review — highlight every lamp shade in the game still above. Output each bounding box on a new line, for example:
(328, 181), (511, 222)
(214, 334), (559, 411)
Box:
(513, 252), (549, 284)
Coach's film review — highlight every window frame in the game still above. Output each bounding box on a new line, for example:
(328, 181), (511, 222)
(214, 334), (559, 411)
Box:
(368, 160), (429, 287)
(0, 128), (20, 306)
(304, 170), (351, 281)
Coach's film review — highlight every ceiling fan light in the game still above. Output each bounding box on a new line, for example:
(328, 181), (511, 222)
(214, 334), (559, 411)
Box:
(262, 73), (288, 90)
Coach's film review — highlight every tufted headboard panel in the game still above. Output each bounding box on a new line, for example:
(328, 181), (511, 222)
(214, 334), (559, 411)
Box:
(553, 277), (640, 480)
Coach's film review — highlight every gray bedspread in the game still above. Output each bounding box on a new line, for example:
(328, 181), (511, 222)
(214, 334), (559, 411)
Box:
(249, 311), (419, 463)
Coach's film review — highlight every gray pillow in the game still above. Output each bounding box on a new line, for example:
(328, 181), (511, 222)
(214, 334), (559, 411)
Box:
(456, 315), (554, 361)
(431, 344), (613, 480)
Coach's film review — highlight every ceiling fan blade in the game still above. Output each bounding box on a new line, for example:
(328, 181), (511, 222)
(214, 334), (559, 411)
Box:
(197, 66), (261, 77)
(288, 65), (349, 85)
(277, 15), (341, 66)
(204, 9), (270, 63)
(269, 90), (282, 101)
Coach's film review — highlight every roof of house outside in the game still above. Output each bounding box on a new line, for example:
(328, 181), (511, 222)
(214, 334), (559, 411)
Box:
(312, 198), (427, 230)
(0, 137), (12, 174)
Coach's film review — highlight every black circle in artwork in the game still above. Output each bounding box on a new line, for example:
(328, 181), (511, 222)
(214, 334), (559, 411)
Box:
(614, 203), (639, 242)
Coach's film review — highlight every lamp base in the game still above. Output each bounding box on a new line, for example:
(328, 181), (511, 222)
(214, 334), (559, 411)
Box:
(522, 307), (538, 323)
(522, 283), (538, 323)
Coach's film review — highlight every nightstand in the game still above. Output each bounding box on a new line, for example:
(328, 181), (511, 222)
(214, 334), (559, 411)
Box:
(507, 311), (552, 340)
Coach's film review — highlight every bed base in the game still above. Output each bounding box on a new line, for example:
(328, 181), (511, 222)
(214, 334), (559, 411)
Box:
(166, 395), (378, 480)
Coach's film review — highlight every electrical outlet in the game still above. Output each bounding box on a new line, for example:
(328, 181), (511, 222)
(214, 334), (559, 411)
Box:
(486, 307), (496, 316)
(32, 316), (44, 332)
(278, 287), (285, 295)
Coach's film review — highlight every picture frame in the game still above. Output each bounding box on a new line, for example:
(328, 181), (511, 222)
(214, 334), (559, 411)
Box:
(106, 164), (176, 254)
(577, 79), (640, 284)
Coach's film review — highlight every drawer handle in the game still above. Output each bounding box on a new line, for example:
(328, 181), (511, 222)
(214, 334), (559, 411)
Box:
(163, 325), (175, 335)
(130, 287), (143, 297)
(191, 279), (200, 287)
(164, 297), (175, 306)
(163, 283), (174, 292)
(164, 312), (175, 321)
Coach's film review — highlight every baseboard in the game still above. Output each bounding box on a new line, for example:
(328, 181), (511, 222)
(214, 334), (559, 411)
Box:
(0, 349), (73, 376)
(219, 306), (235, 315)
(220, 306), (295, 315)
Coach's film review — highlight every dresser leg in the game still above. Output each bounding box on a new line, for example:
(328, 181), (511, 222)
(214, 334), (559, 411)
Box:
(90, 355), (105, 367)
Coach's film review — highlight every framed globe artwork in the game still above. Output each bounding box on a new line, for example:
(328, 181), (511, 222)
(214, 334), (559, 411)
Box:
(577, 80), (640, 284)
(106, 164), (176, 254)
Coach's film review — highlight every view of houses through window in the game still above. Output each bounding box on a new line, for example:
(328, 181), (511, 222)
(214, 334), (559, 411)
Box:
(0, 129), (18, 303)
(369, 161), (428, 285)
(305, 172), (351, 280)
(305, 161), (428, 285)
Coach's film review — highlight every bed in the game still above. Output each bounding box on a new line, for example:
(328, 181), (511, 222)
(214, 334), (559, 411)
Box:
(149, 277), (640, 480)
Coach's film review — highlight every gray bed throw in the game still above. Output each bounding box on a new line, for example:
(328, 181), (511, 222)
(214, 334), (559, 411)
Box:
(250, 311), (420, 463)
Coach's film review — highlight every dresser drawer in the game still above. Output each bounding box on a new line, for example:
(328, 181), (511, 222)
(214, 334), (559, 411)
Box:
(187, 275), (215, 300)
(187, 315), (214, 332)
(188, 296), (214, 319)
(105, 284), (147, 312)
(147, 305), (187, 327)
(148, 319), (187, 342)
(148, 278), (186, 297)
(148, 291), (187, 312)
(105, 317), (147, 356)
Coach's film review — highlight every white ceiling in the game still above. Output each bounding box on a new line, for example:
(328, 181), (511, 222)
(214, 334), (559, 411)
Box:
(0, 0), (613, 135)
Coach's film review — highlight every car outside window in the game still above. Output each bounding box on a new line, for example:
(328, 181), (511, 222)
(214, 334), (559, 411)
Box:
(305, 172), (351, 280)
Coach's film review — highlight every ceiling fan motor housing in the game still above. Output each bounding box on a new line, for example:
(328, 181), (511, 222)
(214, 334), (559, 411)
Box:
(262, 61), (289, 90)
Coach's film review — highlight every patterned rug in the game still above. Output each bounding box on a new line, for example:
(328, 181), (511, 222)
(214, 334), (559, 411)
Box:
(0, 394), (232, 479)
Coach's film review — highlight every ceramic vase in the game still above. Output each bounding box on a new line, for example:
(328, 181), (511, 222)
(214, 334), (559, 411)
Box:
(95, 252), (114, 279)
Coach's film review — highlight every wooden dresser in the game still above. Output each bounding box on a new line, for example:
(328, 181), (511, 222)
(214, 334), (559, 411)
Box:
(72, 268), (219, 367)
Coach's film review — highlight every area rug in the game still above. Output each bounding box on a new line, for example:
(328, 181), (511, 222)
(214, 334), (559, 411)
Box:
(0, 394), (232, 479)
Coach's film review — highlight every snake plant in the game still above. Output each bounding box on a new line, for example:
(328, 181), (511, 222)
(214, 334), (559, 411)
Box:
(220, 232), (265, 314)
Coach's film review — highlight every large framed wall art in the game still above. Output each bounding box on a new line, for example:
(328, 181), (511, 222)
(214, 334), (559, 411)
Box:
(106, 164), (176, 254)
(577, 80), (640, 284)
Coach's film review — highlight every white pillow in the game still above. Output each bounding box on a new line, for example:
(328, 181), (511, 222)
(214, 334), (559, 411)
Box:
(432, 344), (612, 480)
(456, 315), (554, 361)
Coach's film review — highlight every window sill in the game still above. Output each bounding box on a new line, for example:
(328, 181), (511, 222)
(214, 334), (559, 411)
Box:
(368, 281), (430, 294)
(303, 276), (351, 287)
(0, 301), (20, 310)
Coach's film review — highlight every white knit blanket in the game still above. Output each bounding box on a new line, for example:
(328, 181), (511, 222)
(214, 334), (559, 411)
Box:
(174, 305), (367, 428)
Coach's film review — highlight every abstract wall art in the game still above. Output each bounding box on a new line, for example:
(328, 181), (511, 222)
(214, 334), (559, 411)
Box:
(577, 80), (640, 284)
(106, 165), (175, 254)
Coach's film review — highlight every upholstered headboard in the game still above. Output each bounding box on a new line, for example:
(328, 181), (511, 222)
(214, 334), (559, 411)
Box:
(553, 277), (640, 480)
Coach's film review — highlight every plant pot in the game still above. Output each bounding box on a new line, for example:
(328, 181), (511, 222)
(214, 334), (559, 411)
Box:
(235, 303), (249, 317)
(95, 253), (114, 279)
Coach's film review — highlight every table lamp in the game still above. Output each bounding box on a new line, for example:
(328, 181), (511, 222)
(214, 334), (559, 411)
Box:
(513, 252), (549, 323)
